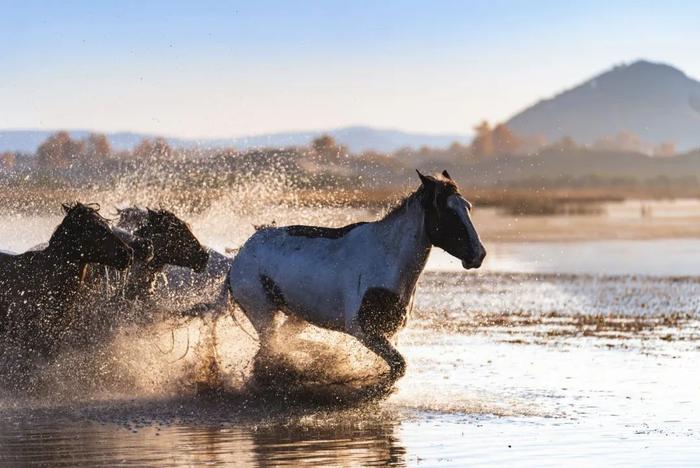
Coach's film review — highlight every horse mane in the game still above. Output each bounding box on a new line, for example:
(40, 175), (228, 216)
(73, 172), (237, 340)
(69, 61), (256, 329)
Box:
(49, 202), (109, 246)
(381, 175), (457, 221)
(65, 202), (103, 217)
(381, 185), (425, 221)
(149, 208), (194, 232)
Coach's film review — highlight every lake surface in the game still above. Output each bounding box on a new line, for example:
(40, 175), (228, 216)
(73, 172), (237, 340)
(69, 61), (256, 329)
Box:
(1, 271), (699, 466)
(428, 238), (700, 276)
(1, 205), (700, 466)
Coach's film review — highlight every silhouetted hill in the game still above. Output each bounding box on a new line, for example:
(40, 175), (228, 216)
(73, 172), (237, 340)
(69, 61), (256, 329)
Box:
(0, 127), (469, 154)
(507, 60), (700, 150)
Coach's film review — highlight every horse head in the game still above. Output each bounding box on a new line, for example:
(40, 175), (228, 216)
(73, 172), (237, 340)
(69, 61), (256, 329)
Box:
(115, 206), (148, 231)
(53, 202), (134, 270)
(134, 209), (209, 272)
(416, 170), (486, 269)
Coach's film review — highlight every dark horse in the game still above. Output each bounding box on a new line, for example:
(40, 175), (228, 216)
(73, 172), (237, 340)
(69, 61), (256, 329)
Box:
(0, 203), (134, 359)
(112, 208), (210, 301)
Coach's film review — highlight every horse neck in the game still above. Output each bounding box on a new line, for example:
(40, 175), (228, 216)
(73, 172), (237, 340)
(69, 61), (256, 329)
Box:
(135, 226), (169, 269)
(375, 194), (431, 295)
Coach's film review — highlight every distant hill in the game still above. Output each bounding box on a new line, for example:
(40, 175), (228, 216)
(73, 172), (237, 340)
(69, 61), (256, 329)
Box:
(507, 60), (700, 150)
(0, 126), (469, 155)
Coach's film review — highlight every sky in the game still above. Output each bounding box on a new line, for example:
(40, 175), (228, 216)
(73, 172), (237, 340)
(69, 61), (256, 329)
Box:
(1, 0), (700, 139)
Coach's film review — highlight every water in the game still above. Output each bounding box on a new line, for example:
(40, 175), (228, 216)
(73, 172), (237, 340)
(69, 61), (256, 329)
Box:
(1, 272), (699, 465)
(1, 201), (700, 466)
(429, 238), (700, 276)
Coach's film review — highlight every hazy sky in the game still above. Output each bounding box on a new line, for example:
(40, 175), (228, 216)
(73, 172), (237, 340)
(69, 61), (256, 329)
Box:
(1, 0), (699, 138)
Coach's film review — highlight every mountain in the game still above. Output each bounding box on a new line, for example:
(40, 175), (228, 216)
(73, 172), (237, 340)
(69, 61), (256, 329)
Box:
(507, 60), (700, 150)
(0, 126), (469, 155)
(215, 126), (469, 154)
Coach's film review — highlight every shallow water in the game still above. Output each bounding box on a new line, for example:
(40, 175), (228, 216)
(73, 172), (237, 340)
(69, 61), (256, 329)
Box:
(429, 238), (700, 276)
(1, 271), (699, 466)
(2, 205), (700, 466)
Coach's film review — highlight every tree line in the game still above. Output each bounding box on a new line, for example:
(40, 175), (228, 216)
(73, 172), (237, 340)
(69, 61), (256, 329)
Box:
(0, 123), (680, 174)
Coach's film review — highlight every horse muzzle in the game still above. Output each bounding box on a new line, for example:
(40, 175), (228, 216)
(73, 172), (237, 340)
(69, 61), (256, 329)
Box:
(462, 247), (486, 270)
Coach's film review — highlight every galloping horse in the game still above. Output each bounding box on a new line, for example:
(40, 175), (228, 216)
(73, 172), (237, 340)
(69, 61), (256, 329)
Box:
(26, 221), (154, 298)
(0, 203), (134, 357)
(114, 208), (210, 301)
(228, 170), (486, 383)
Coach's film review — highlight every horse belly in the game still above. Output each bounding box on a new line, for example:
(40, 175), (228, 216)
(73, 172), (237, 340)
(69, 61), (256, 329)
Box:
(273, 259), (347, 330)
(230, 232), (358, 331)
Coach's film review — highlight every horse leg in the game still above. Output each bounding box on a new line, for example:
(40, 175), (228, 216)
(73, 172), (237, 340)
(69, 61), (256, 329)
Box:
(351, 287), (408, 382)
(357, 332), (406, 380)
(358, 287), (407, 380)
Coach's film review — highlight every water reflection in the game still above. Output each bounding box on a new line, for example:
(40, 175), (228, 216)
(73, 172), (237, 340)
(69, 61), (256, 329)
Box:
(0, 400), (406, 466)
(251, 421), (405, 466)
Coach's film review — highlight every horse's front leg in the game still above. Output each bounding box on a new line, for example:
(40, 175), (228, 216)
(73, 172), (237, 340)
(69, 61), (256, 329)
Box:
(356, 331), (406, 380)
(349, 287), (408, 381)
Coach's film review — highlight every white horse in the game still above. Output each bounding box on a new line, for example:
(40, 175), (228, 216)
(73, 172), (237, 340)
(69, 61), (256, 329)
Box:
(227, 170), (486, 383)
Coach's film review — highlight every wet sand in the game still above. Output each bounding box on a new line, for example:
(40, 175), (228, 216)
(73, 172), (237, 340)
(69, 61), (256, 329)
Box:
(1, 271), (698, 466)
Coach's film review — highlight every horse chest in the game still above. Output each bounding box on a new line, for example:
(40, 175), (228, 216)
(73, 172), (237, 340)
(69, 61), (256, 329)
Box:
(356, 287), (409, 336)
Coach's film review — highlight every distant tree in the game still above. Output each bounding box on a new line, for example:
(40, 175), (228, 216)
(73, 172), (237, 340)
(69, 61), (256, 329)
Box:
(359, 149), (383, 161)
(615, 130), (644, 153)
(549, 136), (578, 152)
(36, 131), (85, 169)
(654, 141), (676, 157)
(133, 137), (172, 160)
(594, 130), (652, 154)
(517, 133), (549, 155)
(559, 136), (577, 149)
(311, 134), (345, 162)
(0, 151), (16, 169)
(447, 141), (471, 161)
(492, 123), (521, 155)
(470, 121), (494, 158)
(83, 133), (112, 161)
(152, 138), (172, 159)
(133, 139), (154, 159)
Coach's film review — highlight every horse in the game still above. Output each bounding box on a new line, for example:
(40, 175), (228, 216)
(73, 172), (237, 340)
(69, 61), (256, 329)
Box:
(227, 170), (486, 386)
(112, 208), (211, 302)
(24, 224), (154, 298)
(0, 203), (134, 359)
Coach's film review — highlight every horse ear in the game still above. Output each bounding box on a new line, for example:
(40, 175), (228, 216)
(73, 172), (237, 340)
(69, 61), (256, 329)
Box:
(442, 170), (452, 180)
(62, 203), (71, 214)
(416, 169), (432, 187)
